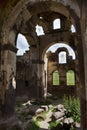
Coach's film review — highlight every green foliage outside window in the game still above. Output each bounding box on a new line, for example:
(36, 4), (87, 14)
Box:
(63, 95), (81, 123)
(67, 70), (75, 86)
(53, 70), (59, 85)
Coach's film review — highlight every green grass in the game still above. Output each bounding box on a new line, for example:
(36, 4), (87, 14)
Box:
(63, 95), (81, 123)
(49, 120), (60, 129)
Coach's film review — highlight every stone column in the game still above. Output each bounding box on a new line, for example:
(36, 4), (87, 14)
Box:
(43, 54), (48, 99)
(82, 32), (87, 129)
(30, 45), (38, 76)
(37, 60), (44, 99)
(1, 43), (17, 117)
(81, 1), (87, 129)
(59, 67), (66, 87)
(30, 45), (44, 100)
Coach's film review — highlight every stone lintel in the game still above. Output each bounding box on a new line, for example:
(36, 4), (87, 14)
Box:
(32, 59), (44, 64)
(2, 44), (18, 53)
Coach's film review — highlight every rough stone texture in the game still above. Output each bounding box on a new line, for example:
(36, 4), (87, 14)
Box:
(0, 0), (87, 129)
(46, 47), (78, 97)
(35, 108), (44, 115)
(52, 111), (65, 120)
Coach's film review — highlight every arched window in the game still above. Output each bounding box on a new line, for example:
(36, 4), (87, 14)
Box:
(47, 43), (76, 60)
(53, 19), (61, 30)
(53, 70), (60, 85)
(66, 70), (75, 86)
(35, 24), (45, 36)
(71, 25), (76, 33)
(59, 51), (67, 64)
(16, 33), (29, 56)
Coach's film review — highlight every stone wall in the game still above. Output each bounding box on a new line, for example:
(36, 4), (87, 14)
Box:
(46, 48), (78, 97)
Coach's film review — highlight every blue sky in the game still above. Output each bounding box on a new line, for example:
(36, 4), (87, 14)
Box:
(47, 43), (75, 59)
(16, 33), (29, 55)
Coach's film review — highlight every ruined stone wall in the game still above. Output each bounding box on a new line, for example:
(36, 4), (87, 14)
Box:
(46, 49), (77, 97)
(0, 0), (86, 129)
(16, 50), (44, 100)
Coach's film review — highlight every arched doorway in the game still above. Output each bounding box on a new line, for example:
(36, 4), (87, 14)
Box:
(43, 43), (77, 97)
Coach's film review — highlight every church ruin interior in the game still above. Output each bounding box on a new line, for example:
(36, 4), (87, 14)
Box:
(0, 0), (87, 130)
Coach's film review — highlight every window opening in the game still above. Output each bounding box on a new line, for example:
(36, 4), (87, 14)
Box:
(53, 19), (61, 30)
(47, 43), (76, 60)
(16, 33), (29, 56)
(25, 80), (29, 87)
(66, 70), (75, 85)
(71, 25), (76, 33)
(35, 24), (45, 36)
(53, 70), (60, 85)
(59, 51), (67, 64)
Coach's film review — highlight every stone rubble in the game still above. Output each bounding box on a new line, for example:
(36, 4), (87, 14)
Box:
(0, 103), (80, 130)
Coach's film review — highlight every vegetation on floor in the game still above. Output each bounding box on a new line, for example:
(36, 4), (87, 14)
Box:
(15, 96), (80, 130)
(63, 95), (81, 123)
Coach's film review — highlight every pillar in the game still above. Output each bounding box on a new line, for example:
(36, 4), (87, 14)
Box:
(29, 45), (44, 100)
(81, 1), (87, 129)
(1, 43), (17, 117)
(59, 67), (66, 87)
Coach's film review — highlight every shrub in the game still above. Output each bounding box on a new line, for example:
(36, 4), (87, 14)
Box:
(63, 95), (81, 123)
